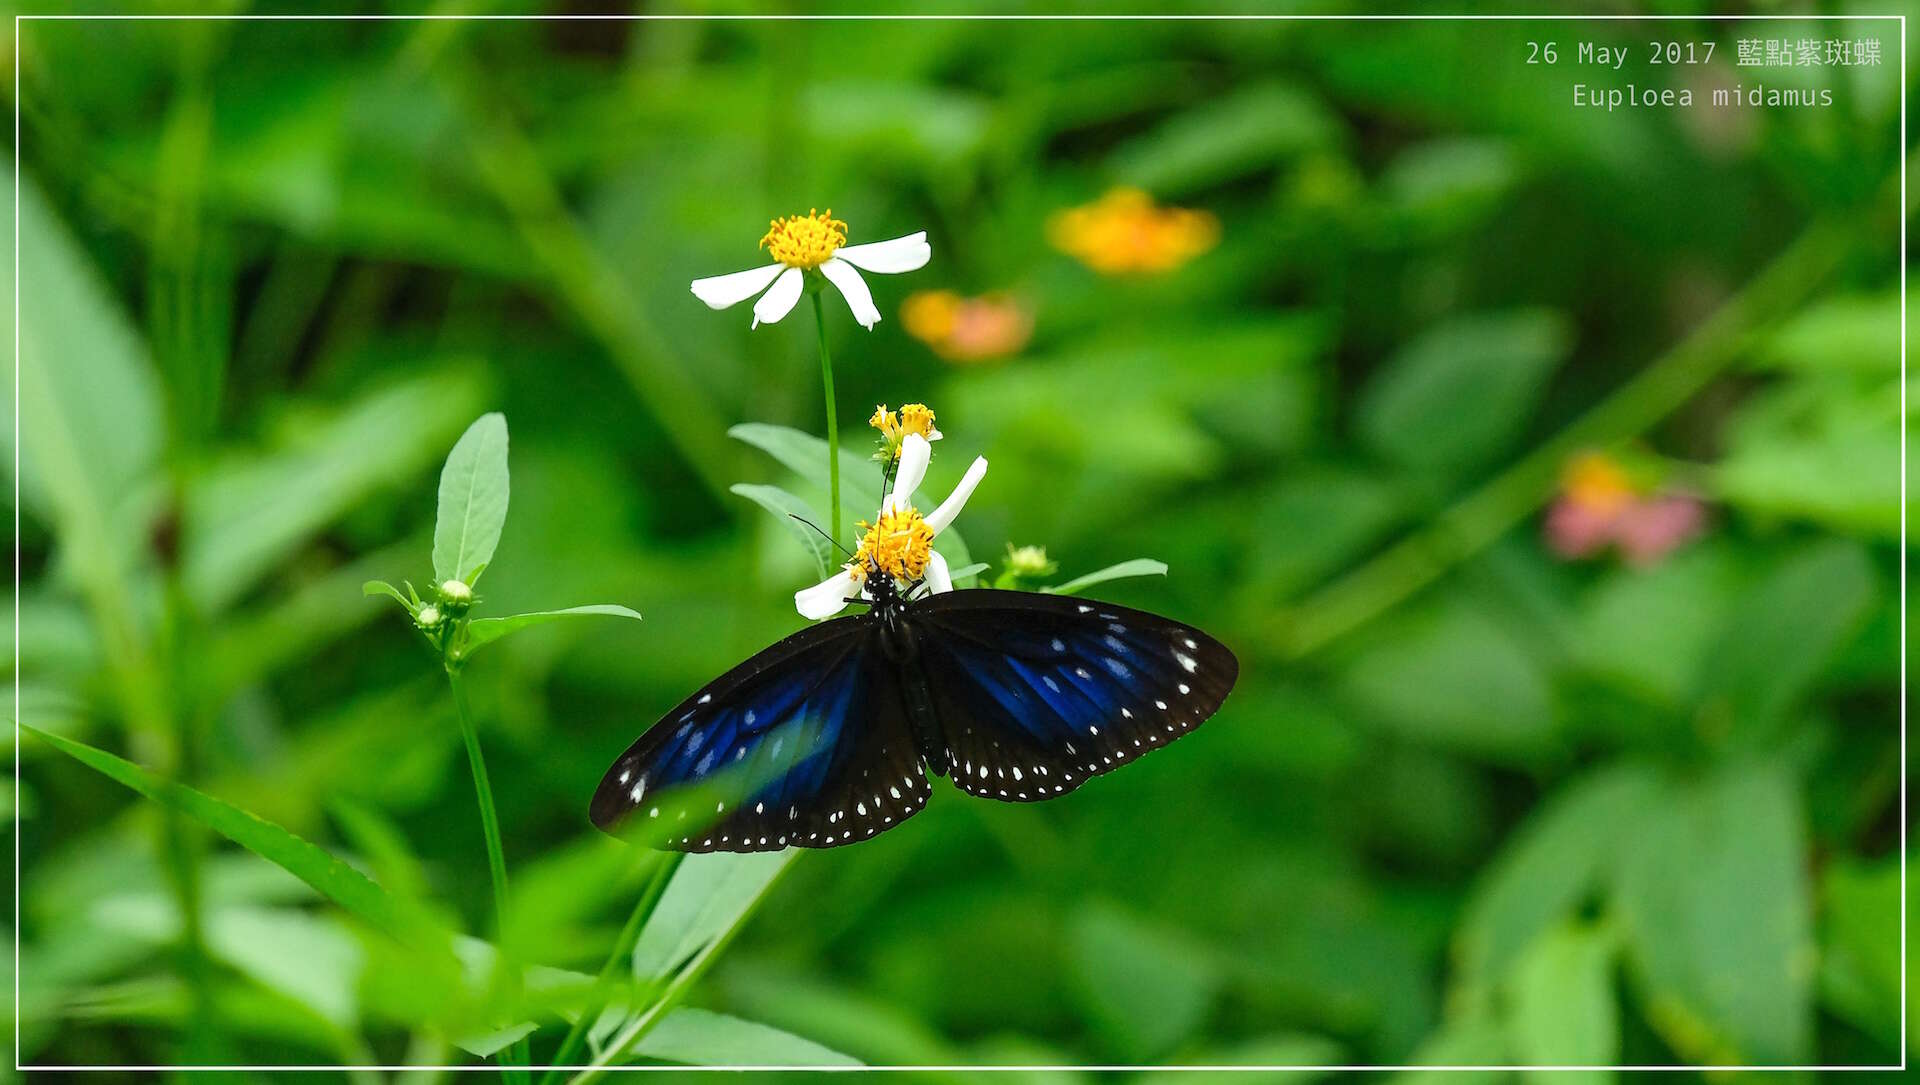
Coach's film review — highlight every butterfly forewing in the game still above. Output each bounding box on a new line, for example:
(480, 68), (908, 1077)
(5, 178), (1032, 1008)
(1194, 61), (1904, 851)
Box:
(589, 616), (930, 852)
(909, 590), (1238, 801)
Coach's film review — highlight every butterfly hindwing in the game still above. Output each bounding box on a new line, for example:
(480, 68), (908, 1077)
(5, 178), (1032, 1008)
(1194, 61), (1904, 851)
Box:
(589, 616), (930, 852)
(908, 589), (1237, 801)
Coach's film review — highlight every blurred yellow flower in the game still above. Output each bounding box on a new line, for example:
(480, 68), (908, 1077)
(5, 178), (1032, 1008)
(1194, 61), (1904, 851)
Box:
(900, 290), (1035, 363)
(1046, 187), (1220, 274)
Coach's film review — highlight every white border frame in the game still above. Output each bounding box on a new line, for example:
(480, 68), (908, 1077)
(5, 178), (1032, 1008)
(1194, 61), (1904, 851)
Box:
(10, 10), (1908, 1075)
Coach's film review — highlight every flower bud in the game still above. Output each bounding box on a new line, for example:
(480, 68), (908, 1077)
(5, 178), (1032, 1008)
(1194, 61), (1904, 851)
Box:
(440, 578), (473, 603)
(416, 604), (444, 629)
(1005, 544), (1057, 579)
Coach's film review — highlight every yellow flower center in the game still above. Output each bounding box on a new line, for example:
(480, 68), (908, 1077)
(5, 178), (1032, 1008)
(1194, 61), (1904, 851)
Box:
(852, 507), (936, 583)
(760, 209), (847, 269)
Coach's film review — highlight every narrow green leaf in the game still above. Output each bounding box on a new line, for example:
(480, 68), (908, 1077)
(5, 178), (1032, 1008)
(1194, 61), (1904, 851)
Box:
(946, 562), (989, 587)
(731, 484), (833, 579)
(630, 852), (794, 984)
(1042, 559), (1169, 596)
(362, 580), (411, 610)
(464, 605), (642, 656)
(629, 1008), (860, 1067)
(729, 422), (885, 533)
(434, 412), (511, 585)
(25, 725), (425, 942)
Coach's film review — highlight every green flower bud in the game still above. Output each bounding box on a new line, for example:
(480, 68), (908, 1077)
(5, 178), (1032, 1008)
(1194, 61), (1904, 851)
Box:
(440, 579), (473, 603)
(1004, 543), (1057, 579)
(416, 604), (444, 629)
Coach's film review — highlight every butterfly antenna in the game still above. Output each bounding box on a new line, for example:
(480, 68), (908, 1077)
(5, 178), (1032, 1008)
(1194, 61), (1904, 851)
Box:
(789, 514), (855, 558)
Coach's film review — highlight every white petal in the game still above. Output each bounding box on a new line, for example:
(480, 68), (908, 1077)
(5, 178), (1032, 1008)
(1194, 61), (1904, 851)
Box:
(885, 433), (932, 514)
(751, 267), (805, 328)
(925, 456), (988, 535)
(690, 263), (785, 310)
(834, 232), (930, 274)
(923, 550), (953, 595)
(795, 568), (859, 620)
(819, 258), (882, 329)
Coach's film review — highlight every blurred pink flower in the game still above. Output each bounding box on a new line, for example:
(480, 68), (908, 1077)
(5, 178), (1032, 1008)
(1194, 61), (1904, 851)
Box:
(1613, 494), (1706, 566)
(1544, 452), (1706, 566)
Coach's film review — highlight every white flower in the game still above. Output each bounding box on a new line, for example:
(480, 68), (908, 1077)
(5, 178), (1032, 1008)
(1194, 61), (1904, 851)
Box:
(794, 433), (988, 620)
(690, 209), (931, 330)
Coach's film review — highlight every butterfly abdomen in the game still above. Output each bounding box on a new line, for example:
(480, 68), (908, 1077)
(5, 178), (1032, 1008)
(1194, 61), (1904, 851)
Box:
(899, 663), (952, 778)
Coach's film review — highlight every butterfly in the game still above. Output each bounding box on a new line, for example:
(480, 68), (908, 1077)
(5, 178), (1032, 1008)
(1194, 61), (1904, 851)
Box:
(589, 571), (1237, 852)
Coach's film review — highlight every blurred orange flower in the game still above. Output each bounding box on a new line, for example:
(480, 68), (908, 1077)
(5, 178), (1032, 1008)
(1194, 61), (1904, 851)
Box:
(900, 290), (1034, 363)
(1545, 452), (1705, 567)
(1046, 187), (1220, 274)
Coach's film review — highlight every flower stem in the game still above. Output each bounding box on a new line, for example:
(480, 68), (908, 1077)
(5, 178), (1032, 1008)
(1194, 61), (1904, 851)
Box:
(810, 290), (841, 548)
(536, 853), (683, 1085)
(447, 666), (526, 1082)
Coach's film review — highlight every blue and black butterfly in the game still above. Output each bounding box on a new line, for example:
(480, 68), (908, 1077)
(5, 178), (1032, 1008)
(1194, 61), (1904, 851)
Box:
(589, 571), (1237, 852)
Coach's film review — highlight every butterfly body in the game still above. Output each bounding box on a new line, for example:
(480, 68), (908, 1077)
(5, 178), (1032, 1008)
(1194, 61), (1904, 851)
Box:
(591, 586), (1236, 852)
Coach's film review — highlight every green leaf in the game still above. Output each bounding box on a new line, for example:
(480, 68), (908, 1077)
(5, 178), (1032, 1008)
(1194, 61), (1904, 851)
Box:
(1750, 292), (1899, 375)
(8, 173), (165, 620)
(463, 605), (643, 656)
(629, 1007), (860, 1067)
(1042, 559), (1169, 596)
(1108, 81), (1340, 194)
(1816, 856), (1903, 1049)
(184, 368), (489, 612)
(1355, 310), (1571, 477)
(946, 562), (989, 587)
(729, 422), (886, 535)
(1504, 921), (1618, 1076)
(1455, 764), (1659, 992)
(434, 412), (511, 586)
(629, 851), (794, 984)
(1377, 138), (1522, 242)
(1136, 1034), (1344, 1083)
(1612, 762), (1812, 1064)
(24, 725), (426, 943)
(1394, 1012), (1510, 1085)
(1693, 541), (1875, 744)
(731, 483), (834, 580)
(1068, 901), (1221, 1061)
(362, 579), (411, 611)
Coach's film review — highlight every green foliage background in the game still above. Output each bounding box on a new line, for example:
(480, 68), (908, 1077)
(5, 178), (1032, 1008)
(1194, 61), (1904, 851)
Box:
(6, 5), (1909, 1075)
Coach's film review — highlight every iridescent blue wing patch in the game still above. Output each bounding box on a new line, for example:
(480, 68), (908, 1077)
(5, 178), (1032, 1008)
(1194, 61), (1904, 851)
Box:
(908, 589), (1237, 801)
(589, 617), (928, 852)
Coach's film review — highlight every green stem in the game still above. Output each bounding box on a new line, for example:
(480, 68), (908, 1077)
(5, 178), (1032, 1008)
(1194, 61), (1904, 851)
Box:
(572, 859), (796, 1083)
(448, 666), (526, 1083)
(537, 853), (684, 1084)
(811, 290), (841, 548)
